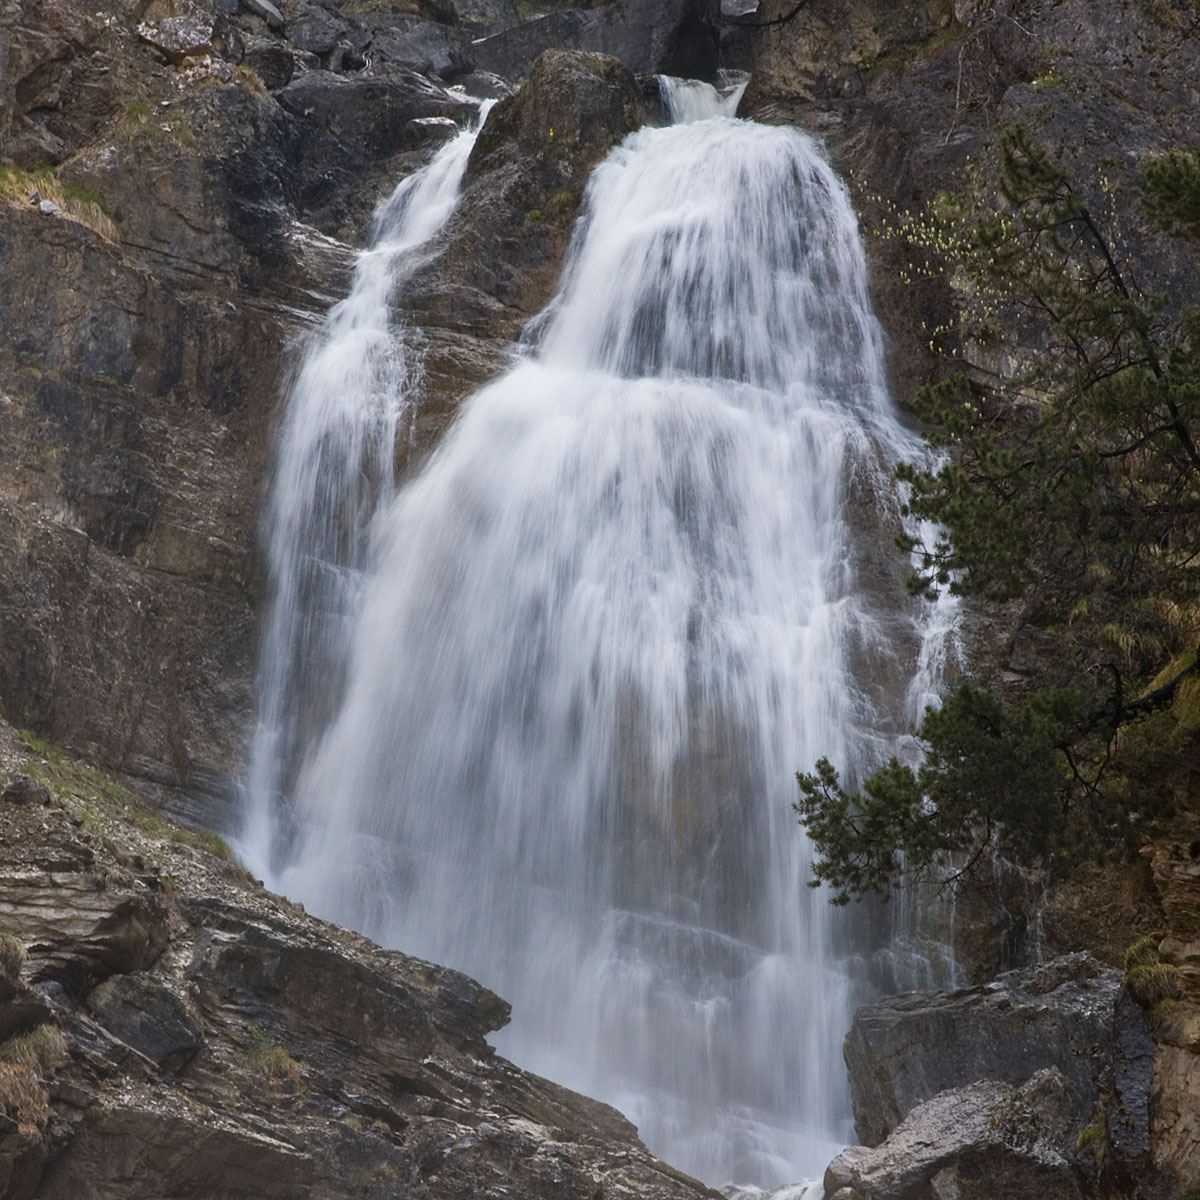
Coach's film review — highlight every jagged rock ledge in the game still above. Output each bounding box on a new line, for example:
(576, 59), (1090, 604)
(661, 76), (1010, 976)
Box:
(827, 953), (1169, 1200)
(0, 720), (717, 1200)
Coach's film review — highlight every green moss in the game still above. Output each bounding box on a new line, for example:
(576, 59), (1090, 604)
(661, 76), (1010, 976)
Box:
(1125, 933), (1164, 971)
(1075, 1119), (1106, 1153)
(1151, 996), (1179, 1026)
(524, 208), (544, 226)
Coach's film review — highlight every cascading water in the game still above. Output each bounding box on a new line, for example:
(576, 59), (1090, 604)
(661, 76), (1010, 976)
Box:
(244, 82), (952, 1190)
(243, 110), (490, 857)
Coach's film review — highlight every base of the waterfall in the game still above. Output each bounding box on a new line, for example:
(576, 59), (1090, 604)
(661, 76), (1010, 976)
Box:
(721, 1181), (825, 1200)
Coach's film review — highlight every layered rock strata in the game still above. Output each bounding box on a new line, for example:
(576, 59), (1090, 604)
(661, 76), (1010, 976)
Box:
(0, 718), (717, 1200)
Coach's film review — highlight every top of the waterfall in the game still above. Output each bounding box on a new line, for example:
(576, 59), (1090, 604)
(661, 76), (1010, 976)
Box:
(657, 75), (745, 124)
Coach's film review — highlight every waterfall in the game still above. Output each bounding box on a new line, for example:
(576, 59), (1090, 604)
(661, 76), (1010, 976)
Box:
(244, 82), (952, 1190)
(243, 109), (491, 858)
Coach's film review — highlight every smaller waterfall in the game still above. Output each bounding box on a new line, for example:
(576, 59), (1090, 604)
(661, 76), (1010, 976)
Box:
(243, 108), (490, 857)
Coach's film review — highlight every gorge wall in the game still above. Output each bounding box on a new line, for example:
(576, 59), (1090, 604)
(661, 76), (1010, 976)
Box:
(2, 0), (1200, 1195)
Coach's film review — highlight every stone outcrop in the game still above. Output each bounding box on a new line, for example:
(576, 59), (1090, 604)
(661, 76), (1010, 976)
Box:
(469, 0), (721, 85)
(0, 719), (718, 1200)
(400, 48), (645, 453)
(840, 953), (1161, 1198)
(828, 1070), (1084, 1200)
(845, 952), (1126, 1146)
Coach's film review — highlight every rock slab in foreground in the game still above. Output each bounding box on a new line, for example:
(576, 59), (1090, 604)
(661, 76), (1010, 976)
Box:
(0, 724), (717, 1200)
(828, 1070), (1082, 1200)
(841, 951), (1163, 1198)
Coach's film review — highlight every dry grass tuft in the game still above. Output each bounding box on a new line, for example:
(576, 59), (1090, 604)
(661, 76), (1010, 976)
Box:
(0, 166), (118, 242)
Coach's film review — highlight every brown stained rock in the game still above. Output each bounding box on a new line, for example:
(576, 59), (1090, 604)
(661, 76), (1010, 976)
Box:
(1151, 1004), (1200, 1195)
(1149, 821), (1200, 1189)
(1154, 818), (1200, 999)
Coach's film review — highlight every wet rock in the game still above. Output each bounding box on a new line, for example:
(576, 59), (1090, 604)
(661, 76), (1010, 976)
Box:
(845, 1071), (1082, 1200)
(398, 48), (643, 454)
(86, 975), (204, 1070)
(469, 0), (719, 83)
(845, 952), (1120, 1146)
(273, 70), (476, 223)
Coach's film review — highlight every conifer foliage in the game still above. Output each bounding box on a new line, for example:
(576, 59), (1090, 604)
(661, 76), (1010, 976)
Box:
(796, 130), (1200, 904)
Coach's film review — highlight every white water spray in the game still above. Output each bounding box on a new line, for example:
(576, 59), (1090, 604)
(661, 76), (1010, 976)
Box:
(246, 84), (952, 1189)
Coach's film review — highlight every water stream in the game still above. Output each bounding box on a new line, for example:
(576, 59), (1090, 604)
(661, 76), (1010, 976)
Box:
(243, 82), (952, 1190)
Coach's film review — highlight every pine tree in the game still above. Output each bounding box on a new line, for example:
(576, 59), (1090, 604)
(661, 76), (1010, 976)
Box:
(797, 132), (1200, 904)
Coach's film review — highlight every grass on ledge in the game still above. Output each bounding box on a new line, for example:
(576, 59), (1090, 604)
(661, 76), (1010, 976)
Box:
(17, 729), (238, 867)
(0, 166), (118, 242)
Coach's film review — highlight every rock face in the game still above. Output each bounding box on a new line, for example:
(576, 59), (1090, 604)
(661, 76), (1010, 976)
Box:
(841, 953), (1161, 1199)
(0, 721), (717, 1200)
(399, 48), (645, 453)
(0, 0), (646, 830)
(1150, 821), (1200, 1191)
(469, 0), (720, 85)
(845, 953), (1124, 1146)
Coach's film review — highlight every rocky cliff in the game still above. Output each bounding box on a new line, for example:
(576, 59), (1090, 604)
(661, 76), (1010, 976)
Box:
(0, 0), (674, 826)
(4, 0), (1200, 1196)
(741, 3), (1200, 1193)
(0, 717), (719, 1199)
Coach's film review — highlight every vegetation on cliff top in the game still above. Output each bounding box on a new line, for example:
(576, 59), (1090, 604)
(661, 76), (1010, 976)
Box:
(798, 130), (1200, 904)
